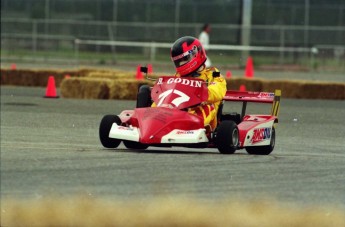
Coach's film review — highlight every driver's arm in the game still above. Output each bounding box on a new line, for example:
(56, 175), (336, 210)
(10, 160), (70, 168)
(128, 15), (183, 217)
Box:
(207, 76), (227, 103)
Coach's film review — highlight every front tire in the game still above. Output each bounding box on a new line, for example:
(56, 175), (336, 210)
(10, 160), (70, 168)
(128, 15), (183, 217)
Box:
(136, 85), (152, 108)
(99, 115), (122, 148)
(216, 120), (239, 154)
(246, 127), (275, 155)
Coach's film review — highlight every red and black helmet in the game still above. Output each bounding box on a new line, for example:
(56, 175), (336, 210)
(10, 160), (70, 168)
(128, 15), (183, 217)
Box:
(170, 36), (207, 77)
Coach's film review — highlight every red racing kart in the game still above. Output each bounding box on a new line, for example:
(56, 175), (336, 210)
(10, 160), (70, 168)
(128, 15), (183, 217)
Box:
(99, 70), (281, 155)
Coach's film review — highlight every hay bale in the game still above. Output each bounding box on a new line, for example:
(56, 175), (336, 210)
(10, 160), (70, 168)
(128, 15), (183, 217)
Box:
(86, 69), (161, 81)
(109, 79), (155, 100)
(261, 80), (303, 98)
(299, 81), (345, 99)
(0, 69), (48, 86)
(0, 68), (86, 87)
(262, 80), (345, 99)
(60, 77), (154, 100)
(60, 77), (111, 99)
(87, 71), (134, 80)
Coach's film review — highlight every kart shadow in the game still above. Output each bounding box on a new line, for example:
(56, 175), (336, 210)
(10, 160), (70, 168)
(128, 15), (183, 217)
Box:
(104, 148), (247, 156)
(123, 149), (217, 155)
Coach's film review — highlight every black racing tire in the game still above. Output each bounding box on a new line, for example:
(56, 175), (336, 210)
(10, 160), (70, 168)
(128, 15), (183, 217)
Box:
(216, 120), (239, 154)
(99, 115), (122, 148)
(136, 85), (152, 108)
(123, 140), (149, 150)
(246, 127), (275, 155)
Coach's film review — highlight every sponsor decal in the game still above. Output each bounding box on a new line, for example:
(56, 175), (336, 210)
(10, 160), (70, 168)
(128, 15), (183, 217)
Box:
(176, 130), (194, 135)
(258, 92), (274, 98)
(251, 127), (271, 144)
(118, 126), (134, 131)
(171, 49), (195, 61)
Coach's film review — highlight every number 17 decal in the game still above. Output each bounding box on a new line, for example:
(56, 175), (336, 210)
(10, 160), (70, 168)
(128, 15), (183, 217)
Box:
(157, 89), (190, 107)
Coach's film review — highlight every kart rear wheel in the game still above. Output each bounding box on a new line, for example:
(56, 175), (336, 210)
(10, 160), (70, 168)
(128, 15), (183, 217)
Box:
(136, 85), (152, 108)
(123, 140), (149, 150)
(216, 120), (239, 154)
(99, 115), (122, 148)
(246, 127), (275, 155)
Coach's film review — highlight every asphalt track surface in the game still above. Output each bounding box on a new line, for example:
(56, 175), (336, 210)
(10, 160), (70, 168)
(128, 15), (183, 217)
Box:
(1, 86), (345, 208)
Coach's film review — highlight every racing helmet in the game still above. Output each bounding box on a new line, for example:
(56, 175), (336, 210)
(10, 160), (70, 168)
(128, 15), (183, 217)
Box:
(171, 36), (207, 77)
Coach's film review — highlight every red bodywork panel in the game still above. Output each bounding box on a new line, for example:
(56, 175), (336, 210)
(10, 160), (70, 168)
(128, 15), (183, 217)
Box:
(129, 107), (204, 144)
(122, 77), (208, 144)
(151, 76), (208, 109)
(237, 115), (277, 148)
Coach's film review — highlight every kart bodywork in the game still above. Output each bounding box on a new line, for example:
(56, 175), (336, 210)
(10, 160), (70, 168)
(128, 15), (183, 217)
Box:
(99, 73), (281, 155)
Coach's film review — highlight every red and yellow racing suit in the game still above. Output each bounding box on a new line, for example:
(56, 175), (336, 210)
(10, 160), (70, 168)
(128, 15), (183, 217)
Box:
(185, 67), (227, 130)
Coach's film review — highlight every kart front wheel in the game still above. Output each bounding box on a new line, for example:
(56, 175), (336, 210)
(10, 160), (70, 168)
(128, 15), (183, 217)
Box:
(99, 115), (122, 148)
(216, 120), (239, 154)
(123, 140), (149, 150)
(136, 85), (152, 108)
(246, 127), (275, 155)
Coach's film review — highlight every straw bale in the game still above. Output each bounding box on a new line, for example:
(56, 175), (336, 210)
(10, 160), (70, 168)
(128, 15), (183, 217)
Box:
(261, 80), (345, 99)
(87, 71), (134, 80)
(109, 79), (155, 100)
(261, 80), (303, 98)
(86, 70), (161, 80)
(0, 68), (86, 87)
(60, 77), (111, 99)
(299, 81), (345, 100)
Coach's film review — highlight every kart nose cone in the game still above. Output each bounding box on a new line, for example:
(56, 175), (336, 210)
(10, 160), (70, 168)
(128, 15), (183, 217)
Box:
(132, 107), (204, 144)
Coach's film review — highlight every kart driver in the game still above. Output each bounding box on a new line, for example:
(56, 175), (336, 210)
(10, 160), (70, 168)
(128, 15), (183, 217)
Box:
(169, 36), (227, 130)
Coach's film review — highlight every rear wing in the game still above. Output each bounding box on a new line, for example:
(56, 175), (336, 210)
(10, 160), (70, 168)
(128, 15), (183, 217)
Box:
(223, 90), (281, 118)
(224, 90), (278, 103)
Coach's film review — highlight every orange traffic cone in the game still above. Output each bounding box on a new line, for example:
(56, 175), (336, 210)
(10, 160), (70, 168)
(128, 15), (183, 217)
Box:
(10, 63), (16, 70)
(44, 76), (59, 98)
(147, 64), (153, 74)
(226, 70), (232, 78)
(239, 84), (246, 92)
(245, 56), (254, 78)
(136, 65), (144, 80)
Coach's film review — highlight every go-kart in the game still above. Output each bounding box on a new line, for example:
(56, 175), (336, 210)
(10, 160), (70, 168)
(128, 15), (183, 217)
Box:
(99, 68), (281, 155)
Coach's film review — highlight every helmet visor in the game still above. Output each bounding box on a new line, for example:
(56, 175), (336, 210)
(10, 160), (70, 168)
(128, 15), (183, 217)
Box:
(172, 45), (198, 67)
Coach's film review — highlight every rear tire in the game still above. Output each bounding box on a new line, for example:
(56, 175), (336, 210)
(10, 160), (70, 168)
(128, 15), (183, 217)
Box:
(99, 115), (122, 148)
(216, 120), (239, 154)
(136, 85), (152, 108)
(123, 140), (149, 150)
(246, 127), (275, 155)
